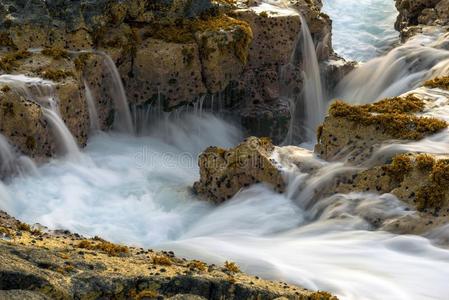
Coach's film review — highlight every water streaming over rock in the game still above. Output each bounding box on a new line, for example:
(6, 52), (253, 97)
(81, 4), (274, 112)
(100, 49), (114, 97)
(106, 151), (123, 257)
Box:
(1, 112), (449, 299)
(281, 10), (325, 144)
(2, 3), (449, 300)
(336, 29), (449, 104)
(0, 134), (16, 175)
(96, 52), (134, 134)
(0, 75), (81, 159)
(298, 14), (325, 142)
(0, 133), (38, 178)
(83, 80), (100, 132)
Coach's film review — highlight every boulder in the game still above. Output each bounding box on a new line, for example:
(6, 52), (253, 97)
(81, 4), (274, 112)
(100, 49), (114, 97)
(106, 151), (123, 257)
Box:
(394, 0), (449, 33)
(0, 0), (339, 158)
(193, 137), (286, 203)
(315, 93), (447, 163)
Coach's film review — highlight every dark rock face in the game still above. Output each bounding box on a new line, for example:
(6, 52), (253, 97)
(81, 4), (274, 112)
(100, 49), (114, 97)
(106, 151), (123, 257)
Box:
(395, 0), (449, 33)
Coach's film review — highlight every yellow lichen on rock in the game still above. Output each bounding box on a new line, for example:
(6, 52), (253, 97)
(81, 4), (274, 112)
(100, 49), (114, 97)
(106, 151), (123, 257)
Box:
(193, 137), (285, 203)
(0, 50), (31, 71)
(0, 210), (329, 299)
(328, 99), (446, 140)
(361, 94), (425, 114)
(41, 47), (70, 60)
(424, 76), (449, 90)
(40, 69), (75, 81)
(316, 95), (448, 162)
(77, 239), (129, 256)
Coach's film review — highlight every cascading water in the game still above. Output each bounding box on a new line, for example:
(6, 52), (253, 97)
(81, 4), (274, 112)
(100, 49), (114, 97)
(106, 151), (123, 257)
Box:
(96, 52), (134, 134)
(0, 134), (16, 175)
(0, 133), (37, 178)
(336, 29), (449, 104)
(83, 80), (100, 132)
(2, 113), (449, 300)
(0, 75), (81, 159)
(298, 14), (325, 142)
(282, 10), (325, 144)
(3, 2), (449, 300)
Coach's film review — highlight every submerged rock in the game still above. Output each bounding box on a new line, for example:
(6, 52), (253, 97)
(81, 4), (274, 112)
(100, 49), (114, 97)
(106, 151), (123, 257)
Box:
(0, 210), (338, 300)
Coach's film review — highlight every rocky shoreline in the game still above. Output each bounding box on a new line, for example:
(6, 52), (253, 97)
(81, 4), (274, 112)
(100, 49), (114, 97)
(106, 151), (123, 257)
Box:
(0, 210), (337, 300)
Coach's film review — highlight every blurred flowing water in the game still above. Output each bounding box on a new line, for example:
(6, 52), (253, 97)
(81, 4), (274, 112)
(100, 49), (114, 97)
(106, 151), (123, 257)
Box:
(1, 112), (449, 300)
(322, 0), (399, 62)
(1, 3), (449, 300)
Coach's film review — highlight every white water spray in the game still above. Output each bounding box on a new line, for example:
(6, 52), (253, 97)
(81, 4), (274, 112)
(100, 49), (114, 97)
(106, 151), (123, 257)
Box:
(83, 80), (101, 132)
(96, 52), (134, 134)
(3, 113), (449, 300)
(299, 14), (325, 141)
(336, 29), (449, 104)
(0, 75), (81, 159)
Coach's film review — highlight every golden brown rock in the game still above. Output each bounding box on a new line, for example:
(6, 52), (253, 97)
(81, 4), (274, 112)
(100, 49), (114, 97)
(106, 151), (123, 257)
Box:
(193, 137), (286, 203)
(0, 210), (337, 300)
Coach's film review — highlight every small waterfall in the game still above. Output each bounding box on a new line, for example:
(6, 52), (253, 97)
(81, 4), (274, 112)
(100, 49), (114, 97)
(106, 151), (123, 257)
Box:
(83, 80), (100, 132)
(96, 52), (134, 134)
(0, 75), (81, 159)
(43, 108), (80, 156)
(299, 14), (325, 141)
(336, 30), (449, 104)
(0, 134), (16, 174)
(282, 12), (325, 144)
(0, 133), (38, 177)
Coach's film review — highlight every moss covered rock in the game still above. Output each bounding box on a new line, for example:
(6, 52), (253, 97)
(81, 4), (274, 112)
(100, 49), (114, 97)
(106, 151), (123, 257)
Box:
(315, 94), (447, 162)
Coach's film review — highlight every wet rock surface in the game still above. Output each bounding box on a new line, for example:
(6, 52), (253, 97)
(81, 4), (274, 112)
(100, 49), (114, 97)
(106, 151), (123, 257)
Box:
(0, 0), (349, 158)
(395, 0), (449, 36)
(194, 80), (449, 238)
(193, 137), (285, 203)
(315, 93), (447, 163)
(0, 210), (337, 300)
